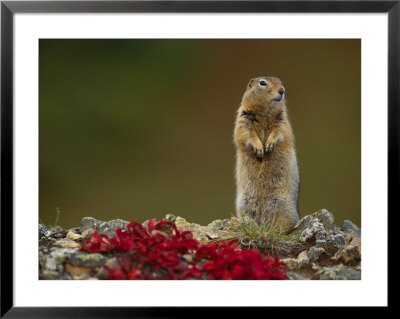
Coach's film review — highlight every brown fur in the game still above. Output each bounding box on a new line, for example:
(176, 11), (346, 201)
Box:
(233, 76), (300, 231)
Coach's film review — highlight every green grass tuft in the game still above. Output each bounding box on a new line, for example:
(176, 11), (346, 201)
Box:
(210, 216), (305, 257)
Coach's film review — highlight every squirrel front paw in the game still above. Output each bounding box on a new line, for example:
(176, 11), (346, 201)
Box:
(265, 131), (283, 153)
(253, 146), (264, 159)
(265, 142), (275, 153)
(246, 139), (264, 160)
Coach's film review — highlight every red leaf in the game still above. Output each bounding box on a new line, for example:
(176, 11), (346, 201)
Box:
(146, 218), (157, 233)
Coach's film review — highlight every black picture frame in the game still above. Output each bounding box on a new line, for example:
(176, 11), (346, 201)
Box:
(1, 0), (395, 317)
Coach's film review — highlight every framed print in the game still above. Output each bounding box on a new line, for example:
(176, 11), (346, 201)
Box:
(1, 0), (396, 316)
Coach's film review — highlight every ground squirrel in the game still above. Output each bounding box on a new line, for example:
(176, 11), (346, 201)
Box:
(233, 76), (300, 231)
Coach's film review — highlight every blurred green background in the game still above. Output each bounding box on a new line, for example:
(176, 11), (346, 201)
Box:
(39, 39), (361, 229)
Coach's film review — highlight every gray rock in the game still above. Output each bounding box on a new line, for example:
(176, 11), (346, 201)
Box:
(342, 220), (361, 237)
(174, 217), (202, 232)
(97, 219), (130, 237)
(287, 272), (308, 280)
(68, 252), (107, 268)
(207, 219), (231, 230)
(80, 217), (102, 233)
(45, 248), (76, 271)
(297, 221), (326, 242)
(106, 219), (130, 230)
(293, 214), (313, 231)
(292, 210), (335, 242)
(53, 238), (81, 249)
(297, 251), (310, 267)
(97, 222), (116, 237)
(318, 264), (361, 280)
(331, 244), (361, 264)
(79, 217), (129, 237)
(39, 223), (54, 238)
(280, 258), (298, 270)
(332, 234), (346, 246)
(316, 209), (335, 232)
(333, 226), (342, 235)
(307, 246), (325, 261)
(330, 233), (346, 247)
(51, 226), (67, 239)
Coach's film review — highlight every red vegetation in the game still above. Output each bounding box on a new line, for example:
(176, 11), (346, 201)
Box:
(80, 219), (287, 280)
(195, 241), (287, 280)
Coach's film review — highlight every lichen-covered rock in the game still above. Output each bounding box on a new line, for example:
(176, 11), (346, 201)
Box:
(174, 216), (194, 229)
(192, 225), (227, 243)
(47, 226), (67, 239)
(66, 230), (84, 241)
(39, 223), (54, 238)
(81, 228), (95, 238)
(207, 219), (231, 230)
(292, 210), (334, 242)
(331, 244), (361, 264)
(297, 250), (310, 267)
(173, 216), (205, 235)
(281, 258), (298, 270)
(80, 217), (102, 233)
(292, 209), (341, 245)
(327, 233), (346, 247)
(68, 252), (107, 268)
(342, 220), (361, 237)
(307, 246), (325, 261)
(44, 248), (76, 271)
(53, 238), (81, 249)
(104, 219), (129, 232)
(79, 217), (129, 237)
(39, 210), (362, 281)
(346, 232), (361, 252)
(97, 219), (129, 237)
(318, 264), (361, 280)
(287, 272), (308, 280)
(294, 209), (334, 233)
(314, 209), (335, 232)
(311, 263), (322, 272)
(296, 220), (326, 242)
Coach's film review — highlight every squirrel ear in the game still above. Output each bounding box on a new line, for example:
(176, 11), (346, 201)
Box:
(247, 79), (254, 89)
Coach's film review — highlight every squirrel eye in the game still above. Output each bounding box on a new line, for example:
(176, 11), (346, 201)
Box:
(259, 80), (267, 86)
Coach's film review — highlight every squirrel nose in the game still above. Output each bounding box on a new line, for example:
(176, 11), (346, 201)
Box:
(278, 88), (285, 96)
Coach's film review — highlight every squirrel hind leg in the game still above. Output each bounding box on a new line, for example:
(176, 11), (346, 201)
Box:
(270, 214), (299, 233)
(262, 197), (299, 233)
(236, 196), (257, 219)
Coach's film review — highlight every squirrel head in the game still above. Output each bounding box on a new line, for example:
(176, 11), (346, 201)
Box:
(242, 76), (286, 107)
